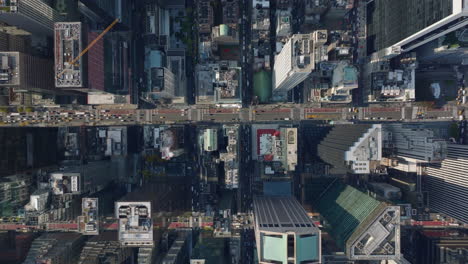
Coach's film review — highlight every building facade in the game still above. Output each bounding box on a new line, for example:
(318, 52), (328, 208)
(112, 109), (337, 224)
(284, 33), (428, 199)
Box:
(146, 67), (176, 99)
(54, 22), (84, 89)
(211, 24), (239, 45)
(425, 144), (468, 224)
(273, 31), (327, 92)
(0, 52), (55, 96)
(0, 25), (31, 53)
(253, 196), (321, 264)
(220, 125), (240, 189)
(0, 0), (61, 36)
(315, 181), (401, 261)
(203, 128), (218, 152)
(23, 232), (86, 264)
(78, 231), (134, 264)
(317, 124), (382, 174)
(412, 229), (468, 264)
(368, 0), (468, 58)
(383, 123), (447, 163)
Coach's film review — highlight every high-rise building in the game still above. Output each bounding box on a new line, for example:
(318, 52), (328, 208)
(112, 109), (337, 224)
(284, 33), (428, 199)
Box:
(220, 125), (240, 189)
(276, 11), (291, 38)
(383, 123), (447, 163)
(78, 198), (99, 235)
(195, 61), (242, 105)
(0, 231), (35, 264)
(329, 61), (359, 103)
(115, 201), (153, 247)
(411, 229), (468, 264)
(78, 231), (134, 264)
(273, 31), (327, 92)
(314, 180), (400, 261)
(23, 232), (86, 264)
(0, 25), (31, 53)
(417, 28), (468, 64)
(79, 0), (133, 29)
(317, 124), (382, 174)
(24, 189), (49, 212)
(203, 128), (218, 152)
(196, 0), (214, 34)
(0, 0), (61, 36)
(253, 196), (321, 264)
(0, 52), (55, 95)
(0, 174), (31, 215)
(54, 22), (85, 89)
(425, 144), (468, 224)
(145, 67), (176, 100)
(252, 125), (299, 172)
(161, 230), (192, 264)
(211, 24), (239, 45)
(367, 0), (468, 58)
(138, 247), (154, 264)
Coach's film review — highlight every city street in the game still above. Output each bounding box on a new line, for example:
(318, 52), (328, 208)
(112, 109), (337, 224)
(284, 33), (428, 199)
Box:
(1, 0), (468, 263)
(0, 104), (465, 127)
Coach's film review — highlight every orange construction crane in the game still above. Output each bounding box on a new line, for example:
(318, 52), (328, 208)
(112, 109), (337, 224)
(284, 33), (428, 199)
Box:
(56, 18), (120, 79)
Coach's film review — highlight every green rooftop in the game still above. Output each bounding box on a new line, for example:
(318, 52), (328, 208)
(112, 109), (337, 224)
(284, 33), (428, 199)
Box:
(253, 70), (272, 103)
(313, 180), (383, 249)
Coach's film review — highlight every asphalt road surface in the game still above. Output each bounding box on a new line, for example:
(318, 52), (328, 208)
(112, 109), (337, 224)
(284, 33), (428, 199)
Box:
(0, 104), (465, 127)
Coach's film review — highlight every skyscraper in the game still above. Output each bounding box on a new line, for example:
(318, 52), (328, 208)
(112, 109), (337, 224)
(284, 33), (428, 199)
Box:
(273, 31), (327, 92)
(146, 67), (176, 99)
(253, 196), (321, 264)
(0, 0), (61, 36)
(383, 123), (447, 163)
(0, 52), (55, 96)
(23, 232), (86, 264)
(0, 24), (31, 53)
(367, 0), (468, 58)
(425, 144), (468, 224)
(54, 22), (85, 89)
(412, 229), (468, 264)
(78, 231), (134, 264)
(317, 124), (382, 174)
(315, 180), (400, 261)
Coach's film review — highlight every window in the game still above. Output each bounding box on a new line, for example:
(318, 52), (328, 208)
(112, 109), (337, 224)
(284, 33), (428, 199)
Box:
(287, 234), (295, 259)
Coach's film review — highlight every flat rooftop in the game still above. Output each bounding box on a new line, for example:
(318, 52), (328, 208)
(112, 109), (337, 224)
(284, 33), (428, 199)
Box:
(54, 22), (83, 88)
(0, 52), (19, 86)
(253, 196), (319, 234)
